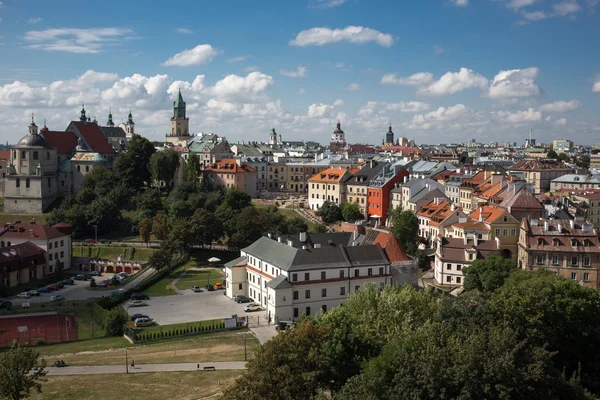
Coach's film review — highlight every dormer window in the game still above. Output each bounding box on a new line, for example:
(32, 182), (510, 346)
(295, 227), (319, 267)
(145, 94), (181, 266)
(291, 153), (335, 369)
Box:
(553, 239), (560, 246)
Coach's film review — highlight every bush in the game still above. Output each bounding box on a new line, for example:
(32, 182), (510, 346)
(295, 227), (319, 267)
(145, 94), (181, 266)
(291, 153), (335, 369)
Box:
(36, 339), (45, 346)
(90, 279), (97, 288)
(105, 307), (127, 336)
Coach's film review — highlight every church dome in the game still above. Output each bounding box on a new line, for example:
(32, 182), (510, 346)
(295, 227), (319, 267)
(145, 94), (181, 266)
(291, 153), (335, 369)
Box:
(16, 132), (51, 148)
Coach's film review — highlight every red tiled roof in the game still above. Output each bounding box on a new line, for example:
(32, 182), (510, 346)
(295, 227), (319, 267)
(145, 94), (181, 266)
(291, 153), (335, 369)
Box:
(41, 129), (78, 153)
(0, 242), (46, 269)
(370, 230), (412, 262)
(0, 223), (68, 240)
(204, 158), (255, 173)
(557, 189), (600, 200)
(0, 150), (9, 163)
(70, 121), (116, 154)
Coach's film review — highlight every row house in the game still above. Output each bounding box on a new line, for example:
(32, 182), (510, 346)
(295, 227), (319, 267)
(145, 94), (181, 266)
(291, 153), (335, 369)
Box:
(284, 162), (330, 193)
(0, 221), (72, 273)
(518, 218), (600, 291)
(391, 177), (443, 212)
(345, 161), (387, 218)
(434, 234), (502, 287)
(188, 134), (234, 168)
(509, 159), (575, 194)
(367, 164), (409, 226)
(308, 167), (357, 210)
(203, 158), (257, 198)
(0, 242), (46, 288)
(224, 232), (392, 322)
(488, 182), (545, 221)
(469, 206), (519, 260)
(416, 199), (467, 244)
(553, 190), (600, 229)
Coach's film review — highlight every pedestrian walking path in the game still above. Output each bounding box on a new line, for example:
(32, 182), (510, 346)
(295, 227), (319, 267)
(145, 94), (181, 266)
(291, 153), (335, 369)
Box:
(46, 361), (247, 375)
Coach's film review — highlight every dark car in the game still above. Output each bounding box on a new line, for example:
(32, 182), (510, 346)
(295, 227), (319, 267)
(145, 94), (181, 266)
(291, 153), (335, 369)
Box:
(275, 320), (295, 332)
(130, 313), (149, 322)
(74, 274), (88, 281)
(38, 286), (51, 293)
(48, 284), (59, 291)
(205, 284), (215, 291)
(235, 295), (252, 303)
(55, 282), (65, 289)
(130, 292), (150, 301)
(0, 300), (12, 310)
(90, 271), (101, 277)
(62, 279), (75, 285)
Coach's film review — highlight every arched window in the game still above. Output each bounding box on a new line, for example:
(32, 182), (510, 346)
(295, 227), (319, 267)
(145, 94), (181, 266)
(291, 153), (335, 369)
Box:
(16, 178), (20, 188)
(33, 151), (39, 160)
(85, 166), (89, 172)
(21, 151), (27, 159)
(0, 241), (4, 248)
(26, 178), (30, 188)
(6, 241), (11, 247)
(47, 151), (50, 160)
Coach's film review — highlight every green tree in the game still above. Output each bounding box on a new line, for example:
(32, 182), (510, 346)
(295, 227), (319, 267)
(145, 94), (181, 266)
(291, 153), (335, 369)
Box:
(152, 211), (168, 241)
(224, 320), (330, 400)
(312, 223), (329, 233)
(547, 149), (558, 159)
(285, 217), (309, 234)
(0, 341), (47, 400)
(84, 197), (121, 234)
(341, 202), (363, 223)
(490, 270), (600, 394)
(167, 218), (193, 255)
(390, 210), (419, 254)
(223, 188), (252, 210)
(53, 260), (63, 281)
(104, 308), (127, 337)
(138, 218), (153, 246)
(186, 153), (201, 189)
(557, 152), (571, 163)
(463, 255), (515, 292)
(316, 201), (343, 224)
(415, 249), (430, 271)
(576, 155), (590, 169)
(191, 208), (224, 247)
(113, 134), (156, 190)
(147, 246), (173, 271)
(150, 150), (180, 190)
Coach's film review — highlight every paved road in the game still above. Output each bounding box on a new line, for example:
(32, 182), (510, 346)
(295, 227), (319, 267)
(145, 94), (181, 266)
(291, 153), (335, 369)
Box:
(46, 361), (246, 375)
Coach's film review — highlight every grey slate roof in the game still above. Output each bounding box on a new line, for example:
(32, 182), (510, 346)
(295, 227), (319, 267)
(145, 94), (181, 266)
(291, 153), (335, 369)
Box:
(345, 162), (387, 186)
(100, 126), (126, 138)
(225, 256), (247, 268)
(242, 235), (389, 272)
(266, 275), (293, 289)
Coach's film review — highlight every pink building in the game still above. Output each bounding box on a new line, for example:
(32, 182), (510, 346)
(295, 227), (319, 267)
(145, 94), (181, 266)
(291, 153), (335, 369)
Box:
(203, 158), (257, 197)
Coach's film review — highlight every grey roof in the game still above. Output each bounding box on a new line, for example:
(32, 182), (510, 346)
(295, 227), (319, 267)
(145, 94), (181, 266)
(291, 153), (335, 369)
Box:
(242, 235), (389, 272)
(225, 256), (247, 268)
(551, 174), (600, 184)
(278, 232), (356, 248)
(100, 126), (126, 138)
(409, 187), (448, 204)
(266, 275), (293, 289)
(345, 162), (387, 186)
(15, 133), (52, 149)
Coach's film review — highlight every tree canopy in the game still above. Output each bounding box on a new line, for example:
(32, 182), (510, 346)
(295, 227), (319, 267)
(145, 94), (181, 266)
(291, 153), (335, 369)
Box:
(463, 255), (516, 292)
(341, 202), (363, 223)
(390, 209), (419, 254)
(316, 201), (343, 224)
(0, 341), (47, 400)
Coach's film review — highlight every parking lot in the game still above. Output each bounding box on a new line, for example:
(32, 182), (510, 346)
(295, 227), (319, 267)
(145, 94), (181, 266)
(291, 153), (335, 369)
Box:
(125, 289), (265, 326)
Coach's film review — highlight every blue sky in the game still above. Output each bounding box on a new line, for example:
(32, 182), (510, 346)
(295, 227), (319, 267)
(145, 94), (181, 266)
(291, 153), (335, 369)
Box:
(0, 0), (599, 145)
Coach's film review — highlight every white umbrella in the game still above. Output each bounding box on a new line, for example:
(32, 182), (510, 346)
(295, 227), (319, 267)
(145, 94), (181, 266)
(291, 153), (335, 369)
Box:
(207, 257), (221, 263)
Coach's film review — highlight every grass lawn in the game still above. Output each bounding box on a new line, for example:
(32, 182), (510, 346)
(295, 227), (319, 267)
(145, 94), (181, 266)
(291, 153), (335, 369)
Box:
(33, 330), (259, 366)
(72, 245), (157, 262)
(175, 269), (224, 291)
(0, 299), (105, 340)
(145, 249), (237, 297)
(29, 371), (240, 400)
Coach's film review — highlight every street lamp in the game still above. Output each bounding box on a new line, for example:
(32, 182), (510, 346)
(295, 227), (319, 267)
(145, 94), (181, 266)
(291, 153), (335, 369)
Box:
(125, 346), (128, 374)
(93, 224), (98, 245)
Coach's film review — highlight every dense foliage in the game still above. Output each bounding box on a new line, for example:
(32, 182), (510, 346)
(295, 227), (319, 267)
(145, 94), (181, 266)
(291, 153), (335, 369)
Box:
(0, 341), (47, 400)
(316, 201), (343, 223)
(225, 270), (600, 399)
(389, 208), (419, 254)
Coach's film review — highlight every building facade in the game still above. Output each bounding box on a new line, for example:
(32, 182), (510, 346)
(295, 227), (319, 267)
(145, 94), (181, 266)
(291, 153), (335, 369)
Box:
(203, 158), (257, 198)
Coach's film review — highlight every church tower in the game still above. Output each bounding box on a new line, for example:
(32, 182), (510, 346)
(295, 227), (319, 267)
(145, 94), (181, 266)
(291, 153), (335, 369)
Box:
(170, 89), (189, 137)
(269, 127), (278, 146)
(125, 110), (135, 137)
(385, 124), (394, 146)
(106, 109), (115, 127)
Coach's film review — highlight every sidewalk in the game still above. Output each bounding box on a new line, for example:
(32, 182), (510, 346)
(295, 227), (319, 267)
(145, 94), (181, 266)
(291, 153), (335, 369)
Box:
(46, 361), (247, 375)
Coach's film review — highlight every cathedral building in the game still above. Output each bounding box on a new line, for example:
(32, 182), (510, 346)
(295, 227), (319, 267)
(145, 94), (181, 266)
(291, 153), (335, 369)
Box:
(166, 90), (191, 147)
(329, 121), (347, 152)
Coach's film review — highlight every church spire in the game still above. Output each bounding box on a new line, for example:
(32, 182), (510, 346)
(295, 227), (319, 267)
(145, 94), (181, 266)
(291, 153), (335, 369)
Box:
(80, 103), (87, 123)
(106, 108), (114, 127)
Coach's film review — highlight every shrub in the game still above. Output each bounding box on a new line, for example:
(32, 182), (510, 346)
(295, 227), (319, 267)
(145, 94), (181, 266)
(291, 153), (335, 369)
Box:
(36, 339), (45, 346)
(105, 307), (127, 336)
(90, 279), (97, 288)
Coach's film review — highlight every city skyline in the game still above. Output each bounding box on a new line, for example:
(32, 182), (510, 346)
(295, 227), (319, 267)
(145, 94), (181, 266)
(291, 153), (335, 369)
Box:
(0, 0), (599, 145)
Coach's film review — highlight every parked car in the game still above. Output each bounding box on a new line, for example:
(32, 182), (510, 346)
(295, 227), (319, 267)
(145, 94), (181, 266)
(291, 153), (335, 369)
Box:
(90, 271), (102, 277)
(50, 295), (65, 302)
(129, 300), (148, 307)
(38, 286), (51, 293)
(17, 292), (30, 299)
(0, 300), (12, 310)
(130, 313), (149, 322)
(85, 238), (96, 244)
(205, 284), (215, 291)
(244, 303), (262, 312)
(62, 279), (75, 285)
(27, 290), (40, 297)
(134, 317), (154, 327)
(214, 282), (224, 290)
(131, 292), (150, 300)
(191, 286), (202, 292)
(235, 295), (252, 303)
(74, 274), (88, 281)
(54, 282), (65, 289)
(275, 320), (295, 332)
(48, 284), (59, 291)
(95, 281), (108, 287)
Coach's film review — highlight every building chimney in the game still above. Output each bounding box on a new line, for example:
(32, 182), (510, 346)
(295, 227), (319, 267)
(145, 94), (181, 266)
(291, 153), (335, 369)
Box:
(463, 234), (468, 245)
(353, 230), (359, 241)
(569, 219), (575, 230)
(451, 203), (456, 212)
(299, 232), (307, 242)
(557, 223), (562, 233)
(495, 236), (501, 250)
(479, 207), (483, 222)
(473, 233), (478, 247)
(287, 239), (294, 247)
(404, 176), (408, 183)
(302, 245), (308, 250)
(544, 221), (548, 231)
(277, 237), (282, 243)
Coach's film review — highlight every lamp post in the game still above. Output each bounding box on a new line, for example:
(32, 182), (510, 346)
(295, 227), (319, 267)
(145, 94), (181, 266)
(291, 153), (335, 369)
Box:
(125, 346), (128, 374)
(93, 224), (98, 245)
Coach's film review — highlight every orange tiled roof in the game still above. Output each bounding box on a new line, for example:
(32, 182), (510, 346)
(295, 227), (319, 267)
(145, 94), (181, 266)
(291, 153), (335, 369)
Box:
(308, 167), (357, 183)
(204, 158), (255, 173)
(469, 205), (506, 223)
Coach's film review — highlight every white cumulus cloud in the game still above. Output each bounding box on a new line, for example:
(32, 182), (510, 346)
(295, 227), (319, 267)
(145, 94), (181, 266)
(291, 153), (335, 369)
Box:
(381, 72), (433, 86)
(207, 71), (274, 102)
(450, 0), (469, 6)
(418, 68), (488, 96)
(488, 67), (541, 98)
(289, 26), (394, 47)
(312, 0), (348, 8)
(594, 77), (600, 92)
(162, 44), (220, 67)
(24, 27), (134, 54)
(538, 100), (581, 113)
(494, 108), (542, 123)
(345, 83), (360, 91)
(555, 118), (567, 125)
(280, 66), (307, 78)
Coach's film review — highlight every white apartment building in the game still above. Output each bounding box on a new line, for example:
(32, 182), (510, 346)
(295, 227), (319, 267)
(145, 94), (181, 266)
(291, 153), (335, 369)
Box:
(225, 232), (391, 322)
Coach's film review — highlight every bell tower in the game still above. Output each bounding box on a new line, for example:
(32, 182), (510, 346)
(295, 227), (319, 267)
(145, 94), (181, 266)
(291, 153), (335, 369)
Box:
(170, 89), (189, 137)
